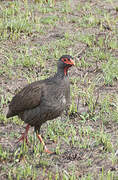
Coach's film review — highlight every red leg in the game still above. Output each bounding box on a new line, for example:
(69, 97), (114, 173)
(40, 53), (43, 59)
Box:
(37, 134), (53, 154)
(16, 125), (30, 144)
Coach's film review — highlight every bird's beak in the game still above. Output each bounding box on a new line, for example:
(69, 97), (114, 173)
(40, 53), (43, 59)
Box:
(70, 59), (75, 66)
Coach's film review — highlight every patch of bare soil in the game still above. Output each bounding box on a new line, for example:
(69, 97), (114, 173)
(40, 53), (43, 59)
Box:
(0, 0), (118, 179)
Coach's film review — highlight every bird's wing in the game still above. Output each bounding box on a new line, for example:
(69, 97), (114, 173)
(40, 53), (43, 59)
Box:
(7, 81), (42, 116)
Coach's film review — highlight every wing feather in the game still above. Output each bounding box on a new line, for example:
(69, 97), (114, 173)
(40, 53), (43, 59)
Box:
(7, 81), (42, 117)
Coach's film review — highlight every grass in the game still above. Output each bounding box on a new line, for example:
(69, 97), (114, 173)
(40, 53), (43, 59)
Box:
(0, 0), (118, 179)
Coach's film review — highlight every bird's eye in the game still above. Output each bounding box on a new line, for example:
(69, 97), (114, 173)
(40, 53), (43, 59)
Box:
(63, 58), (67, 62)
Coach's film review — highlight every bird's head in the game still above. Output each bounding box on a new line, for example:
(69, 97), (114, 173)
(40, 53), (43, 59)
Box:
(58, 55), (75, 76)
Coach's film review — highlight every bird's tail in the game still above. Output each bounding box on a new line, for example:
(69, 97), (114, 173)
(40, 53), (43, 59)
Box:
(6, 109), (13, 118)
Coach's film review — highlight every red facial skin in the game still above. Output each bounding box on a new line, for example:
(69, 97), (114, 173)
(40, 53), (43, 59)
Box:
(61, 58), (75, 75)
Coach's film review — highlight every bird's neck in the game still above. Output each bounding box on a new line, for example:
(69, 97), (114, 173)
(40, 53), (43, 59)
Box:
(56, 67), (68, 78)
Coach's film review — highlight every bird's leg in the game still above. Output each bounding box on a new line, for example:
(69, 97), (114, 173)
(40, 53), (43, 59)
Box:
(16, 124), (30, 144)
(36, 134), (52, 154)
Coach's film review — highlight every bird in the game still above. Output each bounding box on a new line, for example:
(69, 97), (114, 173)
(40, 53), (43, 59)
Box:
(6, 55), (75, 153)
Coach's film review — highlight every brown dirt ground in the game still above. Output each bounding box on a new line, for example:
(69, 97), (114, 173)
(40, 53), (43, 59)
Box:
(0, 0), (118, 179)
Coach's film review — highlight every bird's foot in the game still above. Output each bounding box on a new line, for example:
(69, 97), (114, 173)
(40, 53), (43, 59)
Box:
(16, 124), (30, 145)
(44, 146), (53, 154)
(37, 134), (53, 154)
(16, 134), (28, 145)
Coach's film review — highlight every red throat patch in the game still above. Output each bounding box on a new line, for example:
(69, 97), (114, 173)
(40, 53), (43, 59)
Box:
(64, 67), (69, 75)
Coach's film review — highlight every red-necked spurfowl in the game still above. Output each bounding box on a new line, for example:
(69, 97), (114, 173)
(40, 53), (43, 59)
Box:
(7, 55), (75, 153)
